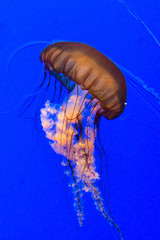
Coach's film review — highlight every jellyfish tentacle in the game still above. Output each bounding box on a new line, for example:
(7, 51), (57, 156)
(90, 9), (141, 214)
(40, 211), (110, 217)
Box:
(68, 160), (84, 226)
(89, 182), (123, 240)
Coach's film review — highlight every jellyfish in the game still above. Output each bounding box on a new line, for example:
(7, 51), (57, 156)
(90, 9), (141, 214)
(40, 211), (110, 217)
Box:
(40, 42), (127, 240)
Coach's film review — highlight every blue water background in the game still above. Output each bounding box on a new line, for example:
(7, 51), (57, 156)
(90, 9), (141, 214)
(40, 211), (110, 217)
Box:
(0, 0), (160, 239)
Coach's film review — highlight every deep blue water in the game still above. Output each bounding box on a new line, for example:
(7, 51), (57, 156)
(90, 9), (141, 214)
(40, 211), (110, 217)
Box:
(0, 0), (160, 239)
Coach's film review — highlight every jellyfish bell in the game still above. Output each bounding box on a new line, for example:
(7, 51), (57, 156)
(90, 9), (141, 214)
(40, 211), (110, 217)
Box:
(40, 42), (126, 239)
(40, 41), (127, 120)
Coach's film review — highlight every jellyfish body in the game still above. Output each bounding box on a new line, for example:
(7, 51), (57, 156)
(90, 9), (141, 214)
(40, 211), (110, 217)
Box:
(40, 42), (126, 240)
